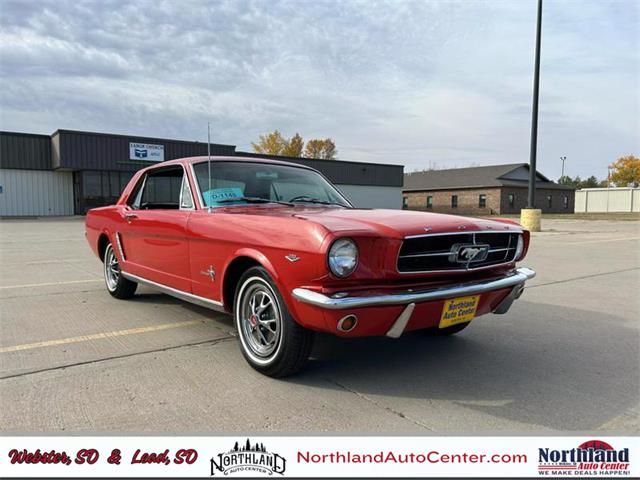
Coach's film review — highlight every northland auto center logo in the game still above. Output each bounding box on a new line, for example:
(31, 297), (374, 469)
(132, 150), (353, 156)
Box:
(210, 439), (286, 476)
(538, 440), (630, 476)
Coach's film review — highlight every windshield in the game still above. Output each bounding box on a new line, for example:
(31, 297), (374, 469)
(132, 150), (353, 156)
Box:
(192, 161), (352, 208)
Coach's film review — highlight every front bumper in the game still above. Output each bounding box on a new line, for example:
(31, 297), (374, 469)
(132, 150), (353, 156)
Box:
(292, 267), (536, 310)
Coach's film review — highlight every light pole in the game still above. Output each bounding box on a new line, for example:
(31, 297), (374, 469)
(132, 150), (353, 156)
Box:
(560, 156), (566, 179)
(522, 0), (544, 232)
(527, 0), (543, 209)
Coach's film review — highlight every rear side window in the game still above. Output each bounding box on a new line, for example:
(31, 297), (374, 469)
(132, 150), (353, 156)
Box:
(131, 167), (184, 210)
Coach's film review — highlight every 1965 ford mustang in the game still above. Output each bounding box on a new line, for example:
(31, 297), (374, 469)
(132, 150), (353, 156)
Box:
(86, 156), (535, 377)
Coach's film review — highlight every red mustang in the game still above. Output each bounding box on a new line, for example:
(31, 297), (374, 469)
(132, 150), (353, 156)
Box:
(86, 156), (535, 377)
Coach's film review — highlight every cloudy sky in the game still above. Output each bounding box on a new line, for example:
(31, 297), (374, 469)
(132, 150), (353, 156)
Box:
(1, 0), (637, 180)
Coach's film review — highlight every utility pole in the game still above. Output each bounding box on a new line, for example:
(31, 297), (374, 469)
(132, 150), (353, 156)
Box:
(560, 156), (566, 179)
(527, 0), (543, 209)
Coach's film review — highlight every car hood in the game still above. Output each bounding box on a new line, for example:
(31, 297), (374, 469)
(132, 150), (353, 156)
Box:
(221, 206), (522, 238)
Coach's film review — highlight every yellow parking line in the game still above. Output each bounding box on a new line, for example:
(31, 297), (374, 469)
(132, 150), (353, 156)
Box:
(0, 320), (203, 353)
(0, 279), (102, 290)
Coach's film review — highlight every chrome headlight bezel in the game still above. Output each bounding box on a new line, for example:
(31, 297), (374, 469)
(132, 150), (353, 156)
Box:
(514, 234), (525, 261)
(328, 238), (359, 278)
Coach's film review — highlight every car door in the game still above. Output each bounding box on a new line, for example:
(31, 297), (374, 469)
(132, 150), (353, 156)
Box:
(118, 165), (194, 292)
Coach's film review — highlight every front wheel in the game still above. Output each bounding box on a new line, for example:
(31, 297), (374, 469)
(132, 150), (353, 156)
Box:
(234, 267), (314, 377)
(103, 242), (137, 299)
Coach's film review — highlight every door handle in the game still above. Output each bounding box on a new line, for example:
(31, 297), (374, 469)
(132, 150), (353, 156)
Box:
(125, 213), (138, 222)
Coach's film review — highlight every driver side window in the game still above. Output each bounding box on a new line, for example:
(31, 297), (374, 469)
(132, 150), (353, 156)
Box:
(129, 166), (185, 210)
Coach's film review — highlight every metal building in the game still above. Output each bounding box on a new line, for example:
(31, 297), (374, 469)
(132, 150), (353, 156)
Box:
(0, 130), (404, 216)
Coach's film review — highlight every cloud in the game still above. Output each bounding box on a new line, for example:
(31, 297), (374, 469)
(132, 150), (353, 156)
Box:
(0, 0), (637, 180)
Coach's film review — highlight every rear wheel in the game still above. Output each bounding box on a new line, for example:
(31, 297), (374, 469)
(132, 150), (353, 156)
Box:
(234, 266), (314, 377)
(103, 243), (137, 299)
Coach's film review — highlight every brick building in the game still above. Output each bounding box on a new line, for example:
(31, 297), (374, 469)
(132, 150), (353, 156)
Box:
(403, 163), (575, 214)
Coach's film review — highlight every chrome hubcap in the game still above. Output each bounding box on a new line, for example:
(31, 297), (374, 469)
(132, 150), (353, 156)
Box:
(240, 284), (281, 357)
(104, 245), (120, 291)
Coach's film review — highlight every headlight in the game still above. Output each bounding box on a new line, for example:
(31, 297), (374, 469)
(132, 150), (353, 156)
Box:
(514, 234), (524, 261)
(328, 238), (358, 278)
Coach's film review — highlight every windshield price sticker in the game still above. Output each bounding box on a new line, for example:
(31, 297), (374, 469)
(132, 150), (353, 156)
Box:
(202, 188), (244, 206)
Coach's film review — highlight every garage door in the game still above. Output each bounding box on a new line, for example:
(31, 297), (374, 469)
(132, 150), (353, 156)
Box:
(0, 169), (74, 216)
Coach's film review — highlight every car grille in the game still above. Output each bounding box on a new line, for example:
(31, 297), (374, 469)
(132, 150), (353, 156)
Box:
(397, 232), (520, 273)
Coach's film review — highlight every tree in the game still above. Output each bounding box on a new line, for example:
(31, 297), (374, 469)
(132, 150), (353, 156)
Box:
(281, 133), (304, 157)
(320, 138), (337, 159)
(303, 138), (337, 159)
(251, 130), (287, 155)
(303, 139), (324, 159)
(581, 175), (600, 188)
(557, 175), (601, 189)
(609, 155), (640, 187)
(557, 175), (575, 186)
(252, 131), (338, 159)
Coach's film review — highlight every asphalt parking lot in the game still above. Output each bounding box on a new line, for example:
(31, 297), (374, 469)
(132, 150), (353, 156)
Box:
(0, 217), (638, 434)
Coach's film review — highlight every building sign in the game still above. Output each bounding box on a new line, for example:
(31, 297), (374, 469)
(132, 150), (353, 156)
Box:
(129, 143), (164, 162)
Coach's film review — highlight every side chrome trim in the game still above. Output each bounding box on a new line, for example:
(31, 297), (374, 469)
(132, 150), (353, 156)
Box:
(292, 267), (536, 310)
(121, 271), (225, 313)
(115, 232), (126, 261)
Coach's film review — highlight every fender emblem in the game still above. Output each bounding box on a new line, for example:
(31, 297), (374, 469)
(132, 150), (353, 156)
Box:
(285, 254), (300, 263)
(200, 265), (216, 282)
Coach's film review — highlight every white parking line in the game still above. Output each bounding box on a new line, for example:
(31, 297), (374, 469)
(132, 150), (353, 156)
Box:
(0, 320), (205, 353)
(0, 279), (102, 290)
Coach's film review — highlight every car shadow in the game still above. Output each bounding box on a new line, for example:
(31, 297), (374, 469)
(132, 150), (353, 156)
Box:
(127, 291), (638, 432)
(130, 291), (236, 330)
(290, 300), (639, 432)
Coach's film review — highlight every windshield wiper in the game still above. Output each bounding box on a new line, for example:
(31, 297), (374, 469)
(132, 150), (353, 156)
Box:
(216, 196), (293, 206)
(289, 196), (349, 207)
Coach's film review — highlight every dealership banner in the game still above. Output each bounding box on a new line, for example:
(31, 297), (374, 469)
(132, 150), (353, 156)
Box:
(0, 436), (637, 478)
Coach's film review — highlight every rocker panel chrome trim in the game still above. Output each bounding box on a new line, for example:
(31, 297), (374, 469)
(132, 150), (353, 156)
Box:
(121, 271), (225, 312)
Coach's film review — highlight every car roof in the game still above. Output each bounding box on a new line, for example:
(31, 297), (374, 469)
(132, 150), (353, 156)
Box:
(144, 155), (318, 172)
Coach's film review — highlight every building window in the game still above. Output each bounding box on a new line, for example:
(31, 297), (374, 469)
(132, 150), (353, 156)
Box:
(547, 195), (552, 208)
(402, 197), (408, 210)
(563, 195), (569, 209)
(451, 195), (458, 208)
(426, 196), (433, 209)
(479, 194), (486, 208)
(508, 193), (515, 207)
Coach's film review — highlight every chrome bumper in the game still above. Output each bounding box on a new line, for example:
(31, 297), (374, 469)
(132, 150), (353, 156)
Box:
(292, 267), (536, 310)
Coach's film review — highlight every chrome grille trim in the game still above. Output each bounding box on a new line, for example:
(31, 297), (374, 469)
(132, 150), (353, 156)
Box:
(397, 230), (521, 274)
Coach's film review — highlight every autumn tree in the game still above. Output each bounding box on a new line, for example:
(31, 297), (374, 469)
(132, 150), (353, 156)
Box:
(251, 130), (287, 155)
(252, 131), (338, 159)
(609, 155), (640, 187)
(304, 138), (337, 159)
(281, 133), (304, 157)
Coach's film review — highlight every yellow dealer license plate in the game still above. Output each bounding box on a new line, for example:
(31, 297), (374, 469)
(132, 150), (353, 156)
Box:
(439, 295), (480, 328)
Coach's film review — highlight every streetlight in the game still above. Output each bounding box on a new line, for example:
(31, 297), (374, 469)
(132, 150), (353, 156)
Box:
(522, 0), (543, 232)
(560, 156), (566, 179)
